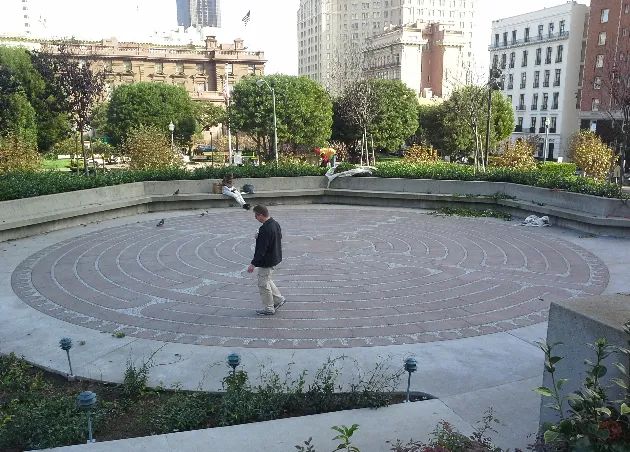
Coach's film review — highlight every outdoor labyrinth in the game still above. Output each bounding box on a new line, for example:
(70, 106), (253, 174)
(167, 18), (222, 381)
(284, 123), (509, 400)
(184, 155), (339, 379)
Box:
(12, 207), (608, 348)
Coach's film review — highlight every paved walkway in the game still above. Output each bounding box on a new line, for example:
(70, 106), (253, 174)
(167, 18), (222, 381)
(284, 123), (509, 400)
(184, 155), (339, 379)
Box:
(1, 205), (628, 450)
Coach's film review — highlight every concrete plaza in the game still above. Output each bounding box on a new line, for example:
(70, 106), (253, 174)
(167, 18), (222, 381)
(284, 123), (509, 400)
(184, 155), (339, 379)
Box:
(1, 205), (629, 450)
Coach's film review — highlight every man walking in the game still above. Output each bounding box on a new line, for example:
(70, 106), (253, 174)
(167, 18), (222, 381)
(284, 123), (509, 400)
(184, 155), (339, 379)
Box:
(247, 205), (285, 316)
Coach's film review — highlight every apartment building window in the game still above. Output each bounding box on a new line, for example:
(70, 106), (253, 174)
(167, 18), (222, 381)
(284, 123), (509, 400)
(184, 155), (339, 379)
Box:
(522, 50), (528, 66)
(507, 73), (514, 89)
(594, 76), (602, 89)
(543, 70), (550, 87)
(533, 70), (540, 88)
(517, 117), (524, 128)
(596, 54), (604, 68)
(530, 116), (537, 130)
(556, 45), (563, 63)
(509, 52), (515, 68)
(553, 69), (561, 86)
(124, 60), (132, 72)
(176, 62), (184, 74)
(520, 72), (527, 89)
(247, 64), (256, 75)
(531, 93), (538, 110)
(538, 24), (543, 38)
(501, 31), (507, 46)
(226, 63), (233, 75)
(524, 27), (530, 42)
(601, 9), (609, 23)
(507, 94), (512, 104)
(501, 53), (506, 69)
(598, 32), (607, 46)
(512, 30), (517, 44)
(545, 47), (552, 64)
(552, 92), (559, 109)
(550, 116), (557, 131)
(196, 63), (204, 74)
(548, 22), (554, 37)
(535, 48), (542, 65)
(155, 62), (163, 74)
(494, 33), (499, 46)
(104, 60), (113, 72)
(518, 94), (525, 110)
(542, 93), (549, 110)
(625, 3), (630, 13)
(559, 20), (565, 34)
(592, 98), (600, 110)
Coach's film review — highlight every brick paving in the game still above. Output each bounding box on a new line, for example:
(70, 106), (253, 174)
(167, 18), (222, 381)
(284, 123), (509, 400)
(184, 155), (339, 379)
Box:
(11, 207), (608, 348)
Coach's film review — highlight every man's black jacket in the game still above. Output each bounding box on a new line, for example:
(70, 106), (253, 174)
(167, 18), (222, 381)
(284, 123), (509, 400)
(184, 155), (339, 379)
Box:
(251, 218), (282, 268)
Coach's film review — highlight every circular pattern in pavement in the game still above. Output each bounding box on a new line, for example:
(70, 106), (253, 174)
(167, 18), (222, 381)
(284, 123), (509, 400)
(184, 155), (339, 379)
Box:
(11, 207), (608, 348)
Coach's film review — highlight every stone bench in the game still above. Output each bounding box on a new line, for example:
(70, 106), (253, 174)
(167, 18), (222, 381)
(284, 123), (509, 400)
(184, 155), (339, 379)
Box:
(2, 176), (629, 242)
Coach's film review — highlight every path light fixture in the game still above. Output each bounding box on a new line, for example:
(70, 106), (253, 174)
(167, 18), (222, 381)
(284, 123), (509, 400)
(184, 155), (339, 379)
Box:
(227, 352), (241, 376)
(168, 121), (175, 152)
(59, 337), (73, 377)
(404, 357), (417, 403)
(76, 391), (97, 443)
(256, 78), (278, 166)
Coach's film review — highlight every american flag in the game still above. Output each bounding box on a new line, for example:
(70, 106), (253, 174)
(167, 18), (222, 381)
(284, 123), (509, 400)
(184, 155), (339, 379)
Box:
(242, 10), (250, 26)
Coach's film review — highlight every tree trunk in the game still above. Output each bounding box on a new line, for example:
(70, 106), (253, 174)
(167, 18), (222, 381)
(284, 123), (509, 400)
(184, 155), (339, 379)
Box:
(80, 130), (89, 176)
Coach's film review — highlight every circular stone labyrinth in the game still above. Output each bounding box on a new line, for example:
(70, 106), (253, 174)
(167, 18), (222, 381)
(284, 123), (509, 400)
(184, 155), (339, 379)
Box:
(12, 207), (608, 348)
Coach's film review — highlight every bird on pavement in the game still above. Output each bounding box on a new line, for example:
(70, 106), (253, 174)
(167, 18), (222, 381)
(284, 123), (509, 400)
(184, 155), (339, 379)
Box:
(173, 189), (180, 195)
(156, 219), (165, 227)
(200, 212), (205, 217)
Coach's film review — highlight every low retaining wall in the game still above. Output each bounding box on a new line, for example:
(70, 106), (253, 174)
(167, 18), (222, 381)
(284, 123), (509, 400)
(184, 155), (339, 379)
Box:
(539, 295), (630, 426)
(1, 176), (629, 242)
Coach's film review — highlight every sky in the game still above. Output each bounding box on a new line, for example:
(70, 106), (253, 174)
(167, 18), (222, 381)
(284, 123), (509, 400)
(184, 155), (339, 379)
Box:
(0, 0), (591, 76)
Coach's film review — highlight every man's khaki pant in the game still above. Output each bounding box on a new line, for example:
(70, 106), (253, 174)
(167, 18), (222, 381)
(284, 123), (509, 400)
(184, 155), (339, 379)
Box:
(257, 267), (283, 309)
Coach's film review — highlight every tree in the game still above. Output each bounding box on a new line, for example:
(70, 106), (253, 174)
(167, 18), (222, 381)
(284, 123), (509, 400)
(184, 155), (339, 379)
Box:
(335, 80), (377, 164)
(229, 75), (332, 160)
(403, 143), (439, 163)
(106, 82), (198, 149)
(442, 86), (514, 168)
(368, 79), (419, 152)
(492, 139), (536, 169)
(124, 125), (183, 170)
(569, 130), (615, 180)
(32, 43), (106, 174)
(0, 46), (70, 151)
(413, 102), (449, 152)
(195, 102), (226, 131)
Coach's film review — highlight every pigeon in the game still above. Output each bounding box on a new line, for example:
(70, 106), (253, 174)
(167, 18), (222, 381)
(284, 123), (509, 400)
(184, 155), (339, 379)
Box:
(200, 212), (205, 217)
(173, 189), (180, 195)
(156, 219), (165, 227)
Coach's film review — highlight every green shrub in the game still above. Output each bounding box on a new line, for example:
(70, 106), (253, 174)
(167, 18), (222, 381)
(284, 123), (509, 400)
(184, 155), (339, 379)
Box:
(146, 392), (215, 434)
(538, 161), (577, 177)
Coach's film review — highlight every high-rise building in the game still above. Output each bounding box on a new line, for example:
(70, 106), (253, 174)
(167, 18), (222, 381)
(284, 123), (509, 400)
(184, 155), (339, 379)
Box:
(579, 0), (630, 154)
(177, 0), (221, 28)
(489, 2), (588, 161)
(297, 0), (476, 95)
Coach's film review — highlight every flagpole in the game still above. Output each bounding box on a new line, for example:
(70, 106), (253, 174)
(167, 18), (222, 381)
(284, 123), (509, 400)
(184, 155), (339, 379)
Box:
(224, 64), (232, 165)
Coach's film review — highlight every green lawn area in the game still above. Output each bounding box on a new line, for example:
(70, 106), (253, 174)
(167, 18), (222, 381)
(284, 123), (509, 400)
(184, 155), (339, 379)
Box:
(41, 159), (72, 171)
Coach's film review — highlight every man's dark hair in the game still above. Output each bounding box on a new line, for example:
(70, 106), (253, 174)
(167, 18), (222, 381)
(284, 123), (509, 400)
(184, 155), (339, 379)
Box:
(253, 205), (269, 217)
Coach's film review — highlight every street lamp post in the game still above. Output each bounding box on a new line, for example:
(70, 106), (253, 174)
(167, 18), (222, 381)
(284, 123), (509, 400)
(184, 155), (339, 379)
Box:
(485, 65), (502, 169)
(168, 121), (175, 152)
(256, 78), (278, 165)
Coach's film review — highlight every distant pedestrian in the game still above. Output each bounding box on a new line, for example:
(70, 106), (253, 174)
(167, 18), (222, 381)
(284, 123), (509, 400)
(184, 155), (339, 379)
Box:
(247, 205), (285, 316)
(221, 173), (250, 210)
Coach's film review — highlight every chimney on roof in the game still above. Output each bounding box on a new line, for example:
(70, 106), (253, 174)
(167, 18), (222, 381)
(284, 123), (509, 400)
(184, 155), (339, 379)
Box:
(205, 36), (217, 50)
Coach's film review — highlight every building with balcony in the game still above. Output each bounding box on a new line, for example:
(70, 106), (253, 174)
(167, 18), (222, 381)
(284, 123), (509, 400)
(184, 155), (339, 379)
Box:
(0, 36), (266, 105)
(579, 0), (630, 154)
(297, 0), (476, 95)
(489, 2), (588, 160)
(363, 21), (466, 98)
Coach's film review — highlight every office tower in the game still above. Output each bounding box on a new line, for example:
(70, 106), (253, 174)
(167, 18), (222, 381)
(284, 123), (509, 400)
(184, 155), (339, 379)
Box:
(297, 0), (476, 96)
(490, 2), (588, 160)
(177, 0), (221, 28)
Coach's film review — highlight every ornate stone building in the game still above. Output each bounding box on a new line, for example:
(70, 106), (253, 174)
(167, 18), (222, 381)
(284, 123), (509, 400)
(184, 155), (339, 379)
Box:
(0, 36), (266, 105)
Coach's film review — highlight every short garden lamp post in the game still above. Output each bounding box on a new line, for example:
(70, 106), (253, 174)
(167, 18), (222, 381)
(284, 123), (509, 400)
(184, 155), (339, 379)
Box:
(227, 352), (241, 377)
(256, 78), (278, 166)
(404, 357), (417, 403)
(77, 391), (97, 443)
(59, 337), (73, 376)
(168, 121), (175, 152)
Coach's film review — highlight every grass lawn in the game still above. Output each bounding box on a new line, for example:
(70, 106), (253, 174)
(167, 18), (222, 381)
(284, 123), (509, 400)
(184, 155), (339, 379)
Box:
(41, 159), (72, 171)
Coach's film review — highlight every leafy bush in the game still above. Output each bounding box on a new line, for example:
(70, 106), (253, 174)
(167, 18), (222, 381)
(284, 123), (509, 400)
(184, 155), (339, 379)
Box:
(125, 125), (184, 170)
(145, 392), (215, 434)
(0, 133), (41, 173)
(403, 144), (439, 164)
(492, 140), (536, 170)
(569, 131), (615, 180)
(537, 162), (577, 178)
